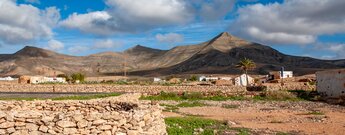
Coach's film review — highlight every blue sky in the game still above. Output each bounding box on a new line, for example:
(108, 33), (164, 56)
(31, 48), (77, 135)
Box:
(0, 0), (345, 59)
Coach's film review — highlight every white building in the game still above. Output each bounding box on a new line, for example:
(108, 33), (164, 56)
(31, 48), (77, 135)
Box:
(0, 76), (15, 81)
(316, 69), (345, 99)
(199, 76), (218, 81)
(269, 71), (293, 80)
(153, 77), (162, 82)
(234, 74), (254, 86)
(219, 77), (232, 81)
(30, 76), (66, 84)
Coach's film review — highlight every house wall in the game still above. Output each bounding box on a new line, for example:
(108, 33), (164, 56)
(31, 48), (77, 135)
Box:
(234, 74), (254, 86)
(269, 71), (293, 79)
(30, 77), (66, 84)
(316, 69), (345, 99)
(282, 71), (293, 78)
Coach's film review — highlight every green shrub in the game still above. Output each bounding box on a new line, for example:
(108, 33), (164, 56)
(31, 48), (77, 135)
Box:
(189, 75), (198, 81)
(71, 73), (85, 83)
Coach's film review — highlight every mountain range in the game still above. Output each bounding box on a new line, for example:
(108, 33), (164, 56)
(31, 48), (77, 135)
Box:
(0, 32), (344, 77)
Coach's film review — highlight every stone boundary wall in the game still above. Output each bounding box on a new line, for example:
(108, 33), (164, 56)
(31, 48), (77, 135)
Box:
(0, 85), (247, 95)
(264, 82), (316, 91)
(0, 84), (315, 94)
(0, 94), (167, 135)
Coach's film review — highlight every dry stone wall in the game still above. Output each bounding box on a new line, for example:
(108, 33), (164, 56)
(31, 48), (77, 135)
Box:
(0, 94), (167, 135)
(0, 84), (247, 95)
(264, 82), (316, 91)
(0, 84), (315, 95)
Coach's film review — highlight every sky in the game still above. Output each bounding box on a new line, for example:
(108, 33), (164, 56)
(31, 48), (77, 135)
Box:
(0, 0), (345, 59)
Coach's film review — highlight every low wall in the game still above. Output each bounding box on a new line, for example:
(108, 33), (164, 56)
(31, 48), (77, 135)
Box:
(0, 84), (247, 95)
(264, 82), (316, 91)
(0, 94), (166, 135)
(0, 84), (315, 95)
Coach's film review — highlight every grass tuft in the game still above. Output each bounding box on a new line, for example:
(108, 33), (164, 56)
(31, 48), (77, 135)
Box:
(165, 117), (251, 135)
(141, 91), (306, 101)
(298, 111), (325, 115)
(221, 104), (240, 109)
(176, 102), (207, 107)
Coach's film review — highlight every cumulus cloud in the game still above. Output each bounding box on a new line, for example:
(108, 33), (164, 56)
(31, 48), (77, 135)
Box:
(313, 43), (345, 59)
(156, 33), (184, 43)
(230, 0), (345, 45)
(60, 11), (112, 35)
(106, 0), (193, 25)
(0, 0), (60, 44)
(60, 0), (193, 35)
(60, 0), (236, 35)
(92, 39), (122, 49)
(68, 46), (89, 53)
(45, 39), (64, 51)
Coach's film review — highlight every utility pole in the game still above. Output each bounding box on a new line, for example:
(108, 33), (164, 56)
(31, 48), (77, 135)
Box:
(123, 54), (127, 79)
(280, 67), (284, 86)
(97, 63), (101, 82)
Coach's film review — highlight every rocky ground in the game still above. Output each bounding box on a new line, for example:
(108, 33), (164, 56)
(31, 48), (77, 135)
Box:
(160, 100), (345, 135)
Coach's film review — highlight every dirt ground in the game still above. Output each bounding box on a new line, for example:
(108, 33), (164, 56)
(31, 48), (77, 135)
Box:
(161, 100), (345, 135)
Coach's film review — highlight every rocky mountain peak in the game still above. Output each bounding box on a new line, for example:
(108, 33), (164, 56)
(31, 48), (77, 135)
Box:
(204, 32), (250, 53)
(125, 45), (164, 55)
(14, 46), (53, 57)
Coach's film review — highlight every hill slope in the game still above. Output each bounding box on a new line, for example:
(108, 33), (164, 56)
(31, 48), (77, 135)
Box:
(0, 32), (344, 77)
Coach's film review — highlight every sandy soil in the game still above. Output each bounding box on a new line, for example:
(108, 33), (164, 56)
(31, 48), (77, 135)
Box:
(162, 101), (345, 135)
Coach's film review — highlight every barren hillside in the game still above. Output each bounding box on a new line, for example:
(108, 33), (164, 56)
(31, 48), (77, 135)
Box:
(0, 32), (344, 77)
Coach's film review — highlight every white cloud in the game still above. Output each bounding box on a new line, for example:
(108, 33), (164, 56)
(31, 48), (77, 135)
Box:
(68, 46), (89, 53)
(313, 43), (345, 59)
(107, 0), (193, 25)
(61, 0), (236, 35)
(45, 39), (64, 51)
(198, 0), (235, 21)
(60, 11), (113, 35)
(60, 0), (193, 35)
(231, 0), (345, 45)
(0, 0), (60, 44)
(92, 39), (122, 49)
(156, 33), (184, 43)
(246, 27), (316, 45)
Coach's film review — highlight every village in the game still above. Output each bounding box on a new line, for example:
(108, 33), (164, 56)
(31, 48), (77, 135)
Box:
(1, 60), (344, 135)
(1, 0), (345, 134)
(0, 69), (344, 134)
(0, 68), (344, 102)
(1, 70), (294, 86)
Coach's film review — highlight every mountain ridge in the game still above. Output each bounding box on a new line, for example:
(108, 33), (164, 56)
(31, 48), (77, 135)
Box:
(0, 32), (344, 77)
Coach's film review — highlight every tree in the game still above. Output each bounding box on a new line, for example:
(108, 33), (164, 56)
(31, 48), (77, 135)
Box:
(236, 58), (256, 86)
(71, 73), (85, 83)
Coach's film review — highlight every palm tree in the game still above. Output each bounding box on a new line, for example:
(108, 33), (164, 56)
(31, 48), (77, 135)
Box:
(236, 58), (256, 86)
